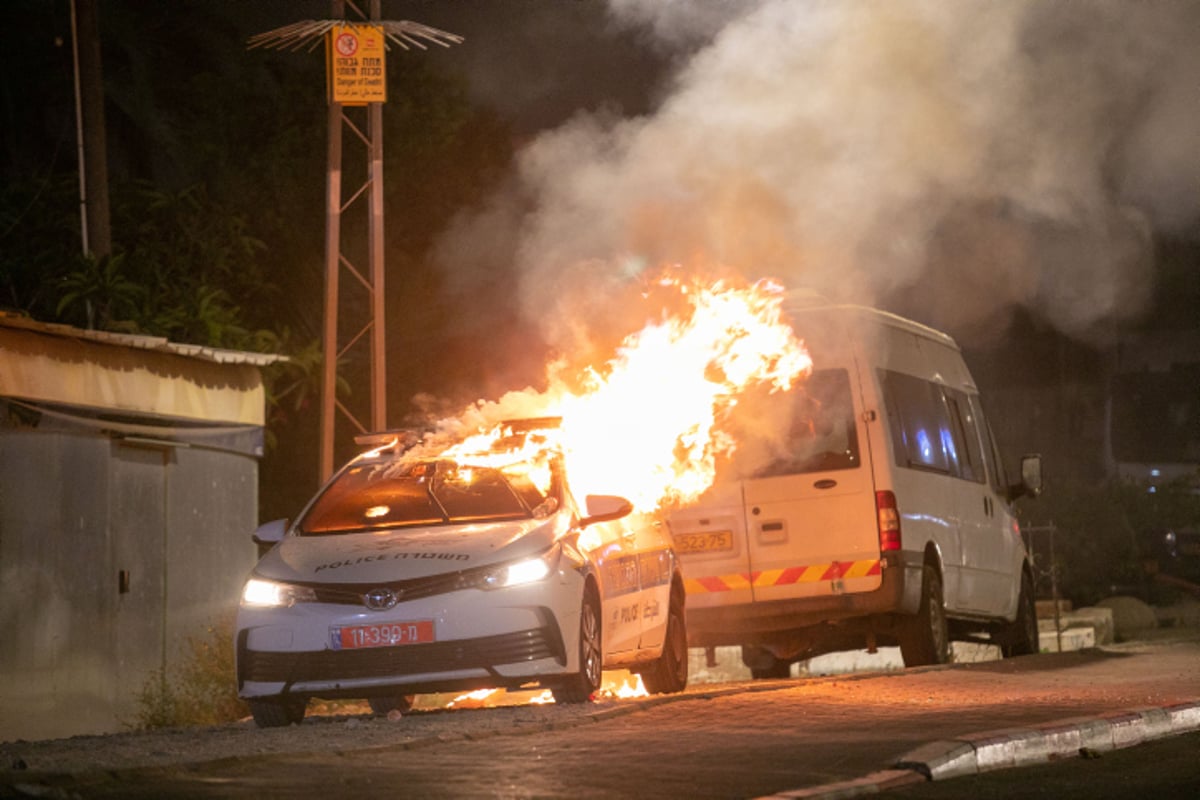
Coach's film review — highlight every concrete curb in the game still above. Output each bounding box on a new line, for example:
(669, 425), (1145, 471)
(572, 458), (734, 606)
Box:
(756, 699), (1200, 799)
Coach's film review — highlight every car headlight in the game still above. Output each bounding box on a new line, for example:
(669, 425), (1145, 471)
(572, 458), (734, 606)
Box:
(480, 546), (560, 590)
(241, 577), (317, 608)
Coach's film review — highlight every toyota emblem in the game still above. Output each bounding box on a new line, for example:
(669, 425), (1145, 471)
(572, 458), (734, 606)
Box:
(363, 587), (398, 611)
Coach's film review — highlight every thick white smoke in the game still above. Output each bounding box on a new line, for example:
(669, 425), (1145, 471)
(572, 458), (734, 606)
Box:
(439, 0), (1200, 350)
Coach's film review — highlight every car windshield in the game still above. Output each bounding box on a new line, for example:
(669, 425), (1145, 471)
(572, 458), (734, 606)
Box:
(298, 458), (558, 535)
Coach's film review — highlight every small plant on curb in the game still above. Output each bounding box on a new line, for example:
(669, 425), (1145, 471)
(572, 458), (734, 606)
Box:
(131, 612), (249, 729)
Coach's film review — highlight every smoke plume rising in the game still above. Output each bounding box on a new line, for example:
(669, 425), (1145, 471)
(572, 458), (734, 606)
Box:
(439, 0), (1200, 355)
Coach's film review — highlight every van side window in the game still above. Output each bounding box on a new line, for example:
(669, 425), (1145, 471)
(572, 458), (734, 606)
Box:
(881, 370), (954, 475)
(945, 389), (985, 484)
(754, 368), (861, 477)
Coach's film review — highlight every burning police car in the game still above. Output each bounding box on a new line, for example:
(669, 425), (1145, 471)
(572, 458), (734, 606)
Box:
(235, 419), (688, 727)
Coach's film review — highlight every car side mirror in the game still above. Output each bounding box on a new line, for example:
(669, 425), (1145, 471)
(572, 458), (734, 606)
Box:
(252, 518), (288, 558)
(580, 495), (633, 527)
(1017, 454), (1043, 499)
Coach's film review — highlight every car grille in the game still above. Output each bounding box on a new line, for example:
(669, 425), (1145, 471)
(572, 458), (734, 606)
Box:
(301, 563), (499, 606)
(241, 625), (565, 684)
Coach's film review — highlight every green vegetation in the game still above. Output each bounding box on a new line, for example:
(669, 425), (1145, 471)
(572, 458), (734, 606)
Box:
(1019, 474), (1200, 607)
(0, 1), (519, 514)
(132, 613), (248, 729)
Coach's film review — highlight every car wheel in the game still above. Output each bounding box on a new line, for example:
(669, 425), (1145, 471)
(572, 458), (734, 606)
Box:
(552, 586), (602, 704)
(248, 696), (306, 728)
(367, 695), (415, 716)
(900, 566), (950, 667)
(1000, 571), (1039, 658)
(640, 597), (688, 694)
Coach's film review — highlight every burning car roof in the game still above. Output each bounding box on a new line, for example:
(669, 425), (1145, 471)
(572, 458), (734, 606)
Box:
(354, 416), (564, 460)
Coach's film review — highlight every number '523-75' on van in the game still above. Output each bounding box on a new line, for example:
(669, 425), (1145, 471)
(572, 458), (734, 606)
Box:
(668, 299), (1043, 677)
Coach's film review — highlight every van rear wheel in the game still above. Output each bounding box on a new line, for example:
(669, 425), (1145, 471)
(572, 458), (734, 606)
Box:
(742, 645), (791, 679)
(750, 660), (791, 680)
(900, 567), (950, 667)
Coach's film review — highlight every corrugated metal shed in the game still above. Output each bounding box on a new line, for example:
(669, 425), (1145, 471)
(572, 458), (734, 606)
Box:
(0, 313), (283, 741)
(0, 311), (287, 366)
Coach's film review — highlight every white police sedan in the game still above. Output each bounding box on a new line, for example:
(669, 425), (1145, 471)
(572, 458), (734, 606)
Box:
(235, 422), (688, 727)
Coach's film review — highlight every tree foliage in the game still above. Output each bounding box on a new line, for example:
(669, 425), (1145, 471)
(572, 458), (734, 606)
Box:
(0, 1), (517, 509)
(1019, 475), (1200, 606)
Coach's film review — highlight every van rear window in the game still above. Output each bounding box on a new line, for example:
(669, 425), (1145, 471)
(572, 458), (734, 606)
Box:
(753, 369), (861, 477)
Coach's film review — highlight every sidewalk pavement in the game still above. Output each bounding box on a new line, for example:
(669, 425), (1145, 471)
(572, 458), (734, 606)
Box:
(750, 602), (1200, 800)
(754, 699), (1200, 799)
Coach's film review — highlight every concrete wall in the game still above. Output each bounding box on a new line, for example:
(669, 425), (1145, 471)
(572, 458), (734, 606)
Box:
(0, 430), (258, 742)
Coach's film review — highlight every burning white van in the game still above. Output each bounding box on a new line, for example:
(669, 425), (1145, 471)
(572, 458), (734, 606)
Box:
(668, 300), (1043, 676)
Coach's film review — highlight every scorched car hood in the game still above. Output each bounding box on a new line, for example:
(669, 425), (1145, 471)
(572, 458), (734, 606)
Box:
(255, 515), (568, 584)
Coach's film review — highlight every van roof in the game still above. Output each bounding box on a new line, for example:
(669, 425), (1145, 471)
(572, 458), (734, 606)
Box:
(782, 296), (960, 351)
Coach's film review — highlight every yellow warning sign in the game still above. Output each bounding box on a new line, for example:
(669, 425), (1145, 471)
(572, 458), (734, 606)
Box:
(326, 24), (387, 105)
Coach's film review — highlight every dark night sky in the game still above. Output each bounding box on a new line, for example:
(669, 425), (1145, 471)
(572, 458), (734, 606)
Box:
(233, 1), (676, 134)
(5, 1), (1198, 344)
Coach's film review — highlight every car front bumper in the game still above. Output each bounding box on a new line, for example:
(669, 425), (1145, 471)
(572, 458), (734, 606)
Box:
(236, 570), (584, 700)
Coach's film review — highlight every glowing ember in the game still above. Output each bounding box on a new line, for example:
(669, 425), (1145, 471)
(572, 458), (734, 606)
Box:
(596, 671), (650, 700)
(447, 688), (500, 708)
(436, 673), (651, 709)
(433, 274), (811, 513)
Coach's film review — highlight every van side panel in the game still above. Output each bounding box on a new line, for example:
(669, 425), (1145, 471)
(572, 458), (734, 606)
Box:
(957, 397), (1026, 619)
(869, 328), (966, 609)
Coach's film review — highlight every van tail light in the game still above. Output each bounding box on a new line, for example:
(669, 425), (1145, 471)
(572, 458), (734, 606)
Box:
(876, 491), (902, 552)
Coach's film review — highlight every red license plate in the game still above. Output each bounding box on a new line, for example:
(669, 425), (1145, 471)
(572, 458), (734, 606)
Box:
(331, 620), (435, 650)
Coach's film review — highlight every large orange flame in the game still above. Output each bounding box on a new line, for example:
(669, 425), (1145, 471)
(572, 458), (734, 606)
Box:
(432, 274), (811, 513)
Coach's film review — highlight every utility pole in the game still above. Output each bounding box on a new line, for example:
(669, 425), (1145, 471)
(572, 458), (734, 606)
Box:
(71, 0), (111, 259)
(250, 3), (461, 482)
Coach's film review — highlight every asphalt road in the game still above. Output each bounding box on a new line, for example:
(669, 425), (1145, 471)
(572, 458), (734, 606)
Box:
(3, 633), (1198, 799)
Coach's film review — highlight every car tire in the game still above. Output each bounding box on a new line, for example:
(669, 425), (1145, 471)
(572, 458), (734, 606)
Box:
(900, 566), (950, 667)
(552, 586), (602, 704)
(248, 696), (306, 728)
(640, 597), (688, 694)
(1000, 571), (1039, 658)
(367, 695), (415, 716)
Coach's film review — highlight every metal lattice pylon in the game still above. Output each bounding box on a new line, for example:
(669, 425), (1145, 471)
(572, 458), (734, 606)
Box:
(250, 1), (461, 481)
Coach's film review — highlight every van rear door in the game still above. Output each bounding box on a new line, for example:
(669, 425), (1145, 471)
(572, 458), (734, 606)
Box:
(668, 481), (754, 611)
(740, 368), (883, 603)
